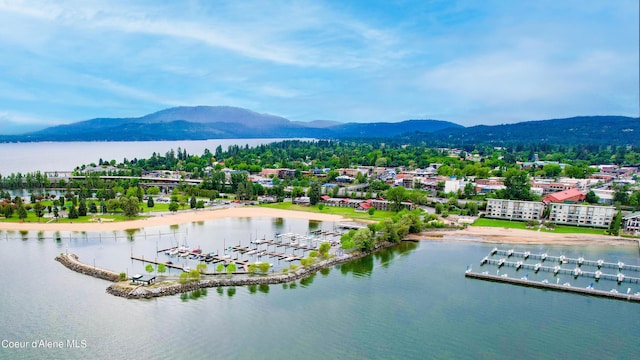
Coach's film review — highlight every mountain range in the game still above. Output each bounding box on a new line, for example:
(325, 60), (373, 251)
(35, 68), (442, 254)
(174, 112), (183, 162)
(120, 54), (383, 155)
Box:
(0, 106), (637, 146)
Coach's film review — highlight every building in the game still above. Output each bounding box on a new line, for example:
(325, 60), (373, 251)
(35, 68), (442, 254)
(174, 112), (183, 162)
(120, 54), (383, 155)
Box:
(485, 199), (545, 221)
(622, 213), (640, 235)
(542, 188), (586, 204)
(548, 203), (615, 228)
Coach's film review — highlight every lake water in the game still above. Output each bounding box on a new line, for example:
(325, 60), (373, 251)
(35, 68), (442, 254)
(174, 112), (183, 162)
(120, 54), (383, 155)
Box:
(1, 141), (640, 359)
(0, 139), (300, 174)
(1, 218), (639, 360)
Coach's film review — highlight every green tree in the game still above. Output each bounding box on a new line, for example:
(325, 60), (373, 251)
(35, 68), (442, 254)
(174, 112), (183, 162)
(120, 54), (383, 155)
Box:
(168, 201), (179, 212)
(33, 202), (45, 219)
(17, 205), (27, 220)
(196, 263), (207, 274)
(248, 263), (257, 274)
(120, 196), (140, 217)
(318, 242), (331, 258)
(147, 197), (155, 208)
(68, 205), (78, 219)
(190, 195), (197, 209)
(501, 169), (532, 200)
(78, 198), (87, 216)
(352, 227), (374, 251)
(308, 182), (322, 205)
(89, 201), (98, 213)
(613, 187), (630, 206)
(542, 164), (562, 178)
(386, 186), (407, 212)
(609, 210), (622, 236)
(157, 263), (166, 275)
(585, 190), (599, 204)
(226, 262), (237, 274)
(145, 264), (154, 274)
(258, 262), (271, 273)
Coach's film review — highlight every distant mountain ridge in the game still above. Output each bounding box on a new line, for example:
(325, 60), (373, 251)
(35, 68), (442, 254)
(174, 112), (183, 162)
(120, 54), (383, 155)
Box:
(0, 106), (637, 146)
(0, 106), (461, 141)
(419, 115), (640, 146)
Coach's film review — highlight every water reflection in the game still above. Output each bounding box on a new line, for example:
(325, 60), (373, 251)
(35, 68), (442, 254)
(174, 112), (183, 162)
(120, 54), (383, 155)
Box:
(308, 220), (321, 231)
(125, 229), (139, 241)
(179, 288), (208, 302)
(300, 273), (315, 287)
(340, 241), (419, 278)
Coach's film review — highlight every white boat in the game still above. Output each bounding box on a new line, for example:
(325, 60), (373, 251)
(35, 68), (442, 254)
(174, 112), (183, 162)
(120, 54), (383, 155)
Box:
(168, 248), (180, 256)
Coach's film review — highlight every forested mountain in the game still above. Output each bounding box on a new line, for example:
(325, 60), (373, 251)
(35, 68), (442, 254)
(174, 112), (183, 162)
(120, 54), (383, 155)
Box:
(0, 106), (460, 141)
(406, 116), (640, 147)
(0, 106), (636, 146)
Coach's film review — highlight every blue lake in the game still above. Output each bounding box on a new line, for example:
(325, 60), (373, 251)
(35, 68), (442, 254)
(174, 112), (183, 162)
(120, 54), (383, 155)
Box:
(1, 217), (639, 360)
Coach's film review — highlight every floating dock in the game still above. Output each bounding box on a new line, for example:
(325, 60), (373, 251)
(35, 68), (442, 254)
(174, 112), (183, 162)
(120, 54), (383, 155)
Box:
(469, 248), (640, 303)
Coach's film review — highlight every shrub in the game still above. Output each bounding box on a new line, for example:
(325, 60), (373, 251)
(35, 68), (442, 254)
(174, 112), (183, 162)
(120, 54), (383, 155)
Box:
(119, 272), (127, 281)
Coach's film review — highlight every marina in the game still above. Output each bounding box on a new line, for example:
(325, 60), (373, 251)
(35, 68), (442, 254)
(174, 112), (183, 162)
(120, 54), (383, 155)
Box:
(469, 248), (640, 302)
(131, 231), (343, 274)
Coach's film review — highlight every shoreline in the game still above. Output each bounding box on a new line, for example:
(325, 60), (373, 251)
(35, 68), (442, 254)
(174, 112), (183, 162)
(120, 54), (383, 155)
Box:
(411, 227), (639, 247)
(0, 206), (348, 232)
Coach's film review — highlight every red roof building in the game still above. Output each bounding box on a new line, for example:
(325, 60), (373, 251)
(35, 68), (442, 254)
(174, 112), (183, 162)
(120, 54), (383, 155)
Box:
(542, 188), (586, 204)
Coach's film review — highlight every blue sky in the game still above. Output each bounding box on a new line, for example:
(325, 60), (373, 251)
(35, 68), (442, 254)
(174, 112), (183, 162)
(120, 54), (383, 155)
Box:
(0, 0), (638, 133)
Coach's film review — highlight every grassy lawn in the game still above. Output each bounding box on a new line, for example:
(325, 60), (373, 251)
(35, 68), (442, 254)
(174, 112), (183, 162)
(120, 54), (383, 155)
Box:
(473, 217), (610, 236)
(471, 218), (529, 230)
(541, 225), (608, 235)
(259, 202), (397, 221)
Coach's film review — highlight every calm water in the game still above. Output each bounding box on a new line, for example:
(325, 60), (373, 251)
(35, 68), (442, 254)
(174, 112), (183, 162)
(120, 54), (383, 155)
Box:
(0, 139), (300, 174)
(1, 217), (639, 360)
(1, 141), (640, 359)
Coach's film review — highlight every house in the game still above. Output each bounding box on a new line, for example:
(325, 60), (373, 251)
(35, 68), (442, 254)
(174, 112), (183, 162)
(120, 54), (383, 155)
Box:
(485, 199), (545, 221)
(622, 212), (640, 235)
(542, 188), (586, 204)
(292, 196), (311, 206)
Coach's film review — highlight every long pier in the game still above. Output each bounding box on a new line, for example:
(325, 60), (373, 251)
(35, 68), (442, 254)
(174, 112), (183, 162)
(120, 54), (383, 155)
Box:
(465, 270), (640, 303)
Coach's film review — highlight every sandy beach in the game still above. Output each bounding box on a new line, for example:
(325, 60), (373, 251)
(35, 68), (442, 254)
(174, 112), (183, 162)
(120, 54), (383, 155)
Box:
(3, 207), (637, 247)
(0, 206), (347, 232)
(412, 226), (639, 247)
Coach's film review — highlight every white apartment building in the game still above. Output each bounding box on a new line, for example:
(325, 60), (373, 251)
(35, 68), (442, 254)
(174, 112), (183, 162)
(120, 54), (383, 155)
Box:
(485, 199), (545, 221)
(548, 203), (615, 228)
(622, 213), (640, 235)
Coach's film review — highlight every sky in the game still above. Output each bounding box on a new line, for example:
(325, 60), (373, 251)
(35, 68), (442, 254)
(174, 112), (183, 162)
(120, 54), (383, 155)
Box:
(0, 0), (638, 133)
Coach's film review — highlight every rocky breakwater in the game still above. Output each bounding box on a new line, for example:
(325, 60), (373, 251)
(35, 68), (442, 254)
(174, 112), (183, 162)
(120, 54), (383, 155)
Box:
(107, 241), (396, 299)
(55, 253), (120, 282)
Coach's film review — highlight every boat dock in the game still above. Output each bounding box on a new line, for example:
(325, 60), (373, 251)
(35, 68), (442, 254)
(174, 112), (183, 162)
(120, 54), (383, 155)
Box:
(480, 257), (640, 284)
(469, 248), (640, 302)
(489, 248), (640, 272)
(131, 255), (250, 273)
(465, 270), (640, 303)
